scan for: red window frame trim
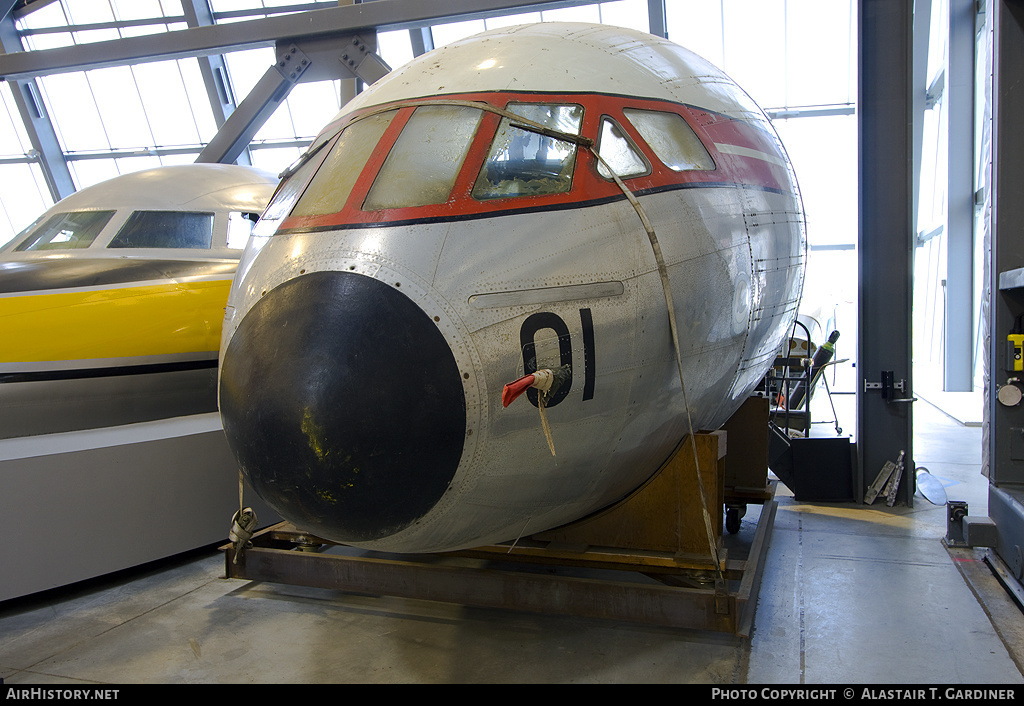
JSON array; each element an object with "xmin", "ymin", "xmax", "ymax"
[{"xmin": 275, "ymin": 91, "xmax": 792, "ymax": 234}]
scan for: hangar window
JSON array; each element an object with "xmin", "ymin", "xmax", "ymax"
[
  {"xmin": 290, "ymin": 110, "xmax": 398, "ymax": 218},
  {"xmin": 473, "ymin": 103, "xmax": 584, "ymax": 200},
  {"xmin": 364, "ymin": 105, "xmax": 483, "ymax": 210},
  {"xmin": 108, "ymin": 211, "xmax": 214, "ymax": 249},
  {"xmin": 623, "ymin": 108, "xmax": 715, "ymax": 171},
  {"xmin": 15, "ymin": 210, "xmax": 115, "ymax": 251},
  {"xmin": 595, "ymin": 117, "xmax": 650, "ymax": 180}
]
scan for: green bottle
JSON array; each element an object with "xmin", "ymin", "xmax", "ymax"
[{"xmin": 788, "ymin": 330, "xmax": 840, "ymax": 410}]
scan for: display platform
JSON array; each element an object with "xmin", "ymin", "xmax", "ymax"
[{"xmin": 0, "ymin": 412, "xmax": 276, "ymax": 602}]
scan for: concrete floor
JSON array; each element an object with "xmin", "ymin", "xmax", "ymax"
[{"xmin": 1, "ymin": 395, "xmax": 1023, "ymax": 684}]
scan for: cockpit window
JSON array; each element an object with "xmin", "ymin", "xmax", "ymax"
[
  {"xmin": 251, "ymin": 140, "xmax": 335, "ymax": 237},
  {"xmin": 227, "ymin": 211, "xmax": 261, "ymax": 249},
  {"xmin": 108, "ymin": 211, "xmax": 214, "ymax": 249},
  {"xmin": 14, "ymin": 210, "xmax": 115, "ymax": 251},
  {"xmin": 596, "ymin": 117, "xmax": 650, "ymax": 180},
  {"xmin": 622, "ymin": 108, "xmax": 715, "ymax": 171},
  {"xmin": 290, "ymin": 110, "xmax": 398, "ymax": 218},
  {"xmin": 364, "ymin": 105, "xmax": 483, "ymax": 211},
  {"xmin": 472, "ymin": 103, "xmax": 583, "ymax": 200}
]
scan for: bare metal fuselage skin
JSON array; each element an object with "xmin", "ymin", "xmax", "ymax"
[{"xmin": 218, "ymin": 23, "xmax": 806, "ymax": 553}]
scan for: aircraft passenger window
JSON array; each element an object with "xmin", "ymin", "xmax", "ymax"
[
  {"xmin": 108, "ymin": 211, "xmax": 214, "ymax": 249},
  {"xmin": 596, "ymin": 117, "xmax": 650, "ymax": 180},
  {"xmin": 227, "ymin": 211, "xmax": 260, "ymax": 249},
  {"xmin": 363, "ymin": 105, "xmax": 483, "ymax": 210},
  {"xmin": 473, "ymin": 103, "xmax": 584, "ymax": 200},
  {"xmin": 622, "ymin": 108, "xmax": 715, "ymax": 171},
  {"xmin": 14, "ymin": 210, "xmax": 115, "ymax": 251},
  {"xmin": 290, "ymin": 110, "xmax": 398, "ymax": 218}
]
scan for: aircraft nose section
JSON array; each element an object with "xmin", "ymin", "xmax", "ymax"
[{"xmin": 219, "ymin": 271, "xmax": 466, "ymax": 543}]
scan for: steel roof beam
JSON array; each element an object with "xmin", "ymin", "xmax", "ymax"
[
  {"xmin": 647, "ymin": 0, "xmax": 666, "ymax": 39},
  {"xmin": 180, "ymin": 0, "xmax": 251, "ymax": 166},
  {"xmin": 194, "ymin": 59, "xmax": 296, "ymax": 167},
  {"xmin": 0, "ymin": 14, "xmax": 74, "ymax": 201},
  {"xmin": 0, "ymin": 0, "xmax": 595, "ymax": 81},
  {"xmin": 10, "ymin": 1, "xmax": 60, "ymax": 22},
  {"xmin": 0, "ymin": 1, "xmax": 17, "ymax": 25},
  {"xmin": 943, "ymin": 0, "xmax": 978, "ymax": 391},
  {"xmin": 194, "ymin": 33, "xmax": 388, "ymax": 166}
]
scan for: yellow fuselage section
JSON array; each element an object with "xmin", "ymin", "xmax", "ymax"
[{"xmin": 1, "ymin": 277, "xmax": 232, "ymax": 366}]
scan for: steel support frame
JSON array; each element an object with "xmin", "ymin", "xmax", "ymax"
[
  {"xmin": 0, "ymin": 1, "xmax": 591, "ymax": 169},
  {"xmin": 194, "ymin": 34, "xmax": 389, "ymax": 166},
  {"xmin": 647, "ymin": 0, "xmax": 667, "ymax": 39},
  {"xmin": 193, "ymin": 53, "xmax": 299, "ymax": 166},
  {"xmin": 224, "ymin": 494, "xmax": 776, "ymax": 637},
  {"xmin": 1, "ymin": 0, "xmax": 676, "ymax": 179},
  {"xmin": 181, "ymin": 0, "xmax": 252, "ymax": 166},
  {"xmin": 0, "ymin": 1, "xmax": 16, "ymax": 24},
  {"xmin": 10, "ymin": 1, "xmax": 60, "ymax": 22},
  {"xmin": 0, "ymin": 14, "xmax": 74, "ymax": 202},
  {"xmin": 988, "ymin": 0, "xmax": 1024, "ymax": 584},
  {"xmin": 911, "ymin": 0, "xmax": 930, "ymax": 271},
  {"xmin": 408, "ymin": 26, "xmax": 434, "ymax": 57},
  {"xmin": 0, "ymin": 0, "xmax": 597, "ymax": 81},
  {"xmin": 857, "ymin": 0, "xmax": 915, "ymax": 505},
  {"xmin": 945, "ymin": 0, "xmax": 978, "ymax": 391}
]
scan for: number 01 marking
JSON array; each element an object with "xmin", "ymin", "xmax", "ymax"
[{"xmin": 519, "ymin": 308, "xmax": 595, "ymax": 408}]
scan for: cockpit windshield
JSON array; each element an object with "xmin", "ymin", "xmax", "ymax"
[
  {"xmin": 363, "ymin": 105, "xmax": 483, "ymax": 211},
  {"xmin": 622, "ymin": 108, "xmax": 715, "ymax": 172},
  {"xmin": 472, "ymin": 103, "xmax": 584, "ymax": 200},
  {"xmin": 252, "ymin": 110, "xmax": 397, "ymax": 236},
  {"xmin": 595, "ymin": 117, "xmax": 650, "ymax": 180},
  {"xmin": 14, "ymin": 210, "xmax": 115, "ymax": 251}
]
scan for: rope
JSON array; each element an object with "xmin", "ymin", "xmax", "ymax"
[{"xmin": 538, "ymin": 393, "xmax": 557, "ymax": 456}]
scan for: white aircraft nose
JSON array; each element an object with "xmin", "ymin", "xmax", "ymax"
[{"xmin": 219, "ymin": 270, "xmax": 467, "ymax": 542}]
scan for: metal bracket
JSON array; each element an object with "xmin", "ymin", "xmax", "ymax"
[
  {"xmin": 338, "ymin": 35, "xmax": 391, "ymax": 85},
  {"xmin": 944, "ymin": 501, "xmax": 969, "ymax": 547},
  {"xmin": 863, "ymin": 370, "xmax": 917, "ymax": 403},
  {"xmin": 714, "ymin": 578, "xmax": 730, "ymax": 615},
  {"xmin": 274, "ymin": 44, "xmax": 311, "ymax": 84},
  {"xmin": 269, "ymin": 33, "xmax": 391, "ymax": 86}
]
